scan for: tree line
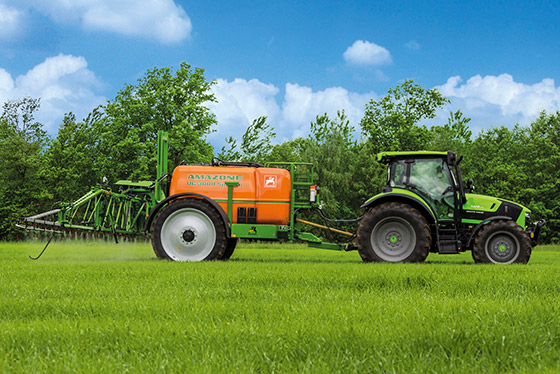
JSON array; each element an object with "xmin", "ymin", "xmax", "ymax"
[{"xmin": 0, "ymin": 64, "xmax": 558, "ymax": 242}]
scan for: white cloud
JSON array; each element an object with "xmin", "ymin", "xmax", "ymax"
[
  {"xmin": 208, "ymin": 78, "xmax": 375, "ymax": 147},
  {"xmin": 282, "ymin": 83, "xmax": 373, "ymax": 138},
  {"xmin": 25, "ymin": 0, "xmax": 192, "ymax": 44},
  {"xmin": 343, "ymin": 40, "xmax": 392, "ymax": 66},
  {"xmin": 405, "ymin": 40, "xmax": 421, "ymax": 51},
  {"xmin": 209, "ymin": 78, "xmax": 280, "ymax": 127},
  {"xmin": 0, "ymin": 68, "xmax": 14, "ymax": 92},
  {"xmin": 436, "ymin": 74, "xmax": 560, "ymax": 130},
  {"xmin": 0, "ymin": 54, "xmax": 106, "ymax": 132},
  {"xmin": 207, "ymin": 78, "xmax": 281, "ymax": 147},
  {"xmin": 0, "ymin": 3, "xmax": 25, "ymax": 40},
  {"xmin": 16, "ymin": 55, "xmax": 88, "ymax": 92}
]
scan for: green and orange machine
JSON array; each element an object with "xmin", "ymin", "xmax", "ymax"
[{"xmin": 20, "ymin": 131, "xmax": 544, "ymax": 263}]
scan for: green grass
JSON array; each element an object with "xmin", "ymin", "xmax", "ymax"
[{"xmin": 1, "ymin": 241, "xmax": 559, "ymax": 373}]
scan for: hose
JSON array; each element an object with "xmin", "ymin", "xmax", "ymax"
[
  {"xmin": 28, "ymin": 233, "xmax": 55, "ymax": 260},
  {"xmin": 310, "ymin": 207, "xmax": 363, "ymax": 244}
]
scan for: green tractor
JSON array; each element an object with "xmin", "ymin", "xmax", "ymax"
[{"xmin": 357, "ymin": 151, "xmax": 545, "ymax": 264}]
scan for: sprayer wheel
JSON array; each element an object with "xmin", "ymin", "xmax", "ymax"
[
  {"xmin": 151, "ymin": 199, "xmax": 227, "ymax": 261},
  {"xmin": 219, "ymin": 237, "xmax": 238, "ymax": 260}
]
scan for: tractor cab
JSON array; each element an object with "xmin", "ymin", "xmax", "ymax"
[{"xmin": 379, "ymin": 151, "xmax": 465, "ymax": 222}]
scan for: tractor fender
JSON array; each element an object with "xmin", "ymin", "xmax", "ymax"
[
  {"xmin": 145, "ymin": 192, "xmax": 231, "ymax": 237},
  {"xmin": 465, "ymin": 216, "xmax": 514, "ymax": 248},
  {"xmin": 361, "ymin": 192, "xmax": 436, "ymax": 224}
]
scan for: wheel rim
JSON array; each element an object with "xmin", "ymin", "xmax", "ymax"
[
  {"xmin": 370, "ymin": 217, "xmax": 416, "ymax": 262},
  {"xmin": 485, "ymin": 231, "xmax": 520, "ymax": 264},
  {"xmin": 160, "ymin": 208, "xmax": 216, "ymax": 261}
]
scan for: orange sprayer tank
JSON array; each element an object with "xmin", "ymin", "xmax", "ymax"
[{"xmin": 169, "ymin": 165, "xmax": 291, "ymax": 225}]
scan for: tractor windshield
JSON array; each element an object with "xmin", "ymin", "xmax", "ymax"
[{"xmin": 389, "ymin": 158, "xmax": 455, "ymax": 220}]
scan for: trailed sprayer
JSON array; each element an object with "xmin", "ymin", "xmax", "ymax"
[{"xmin": 20, "ymin": 131, "xmax": 544, "ymax": 264}]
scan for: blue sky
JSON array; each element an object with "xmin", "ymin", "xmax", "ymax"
[{"xmin": 1, "ymin": 0, "xmax": 559, "ymax": 149}]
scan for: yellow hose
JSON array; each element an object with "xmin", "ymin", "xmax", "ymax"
[{"xmin": 296, "ymin": 218, "xmax": 355, "ymax": 237}]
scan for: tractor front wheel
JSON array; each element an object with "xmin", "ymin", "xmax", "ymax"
[
  {"xmin": 472, "ymin": 220, "xmax": 531, "ymax": 264},
  {"xmin": 151, "ymin": 199, "xmax": 227, "ymax": 261},
  {"xmin": 357, "ymin": 202, "xmax": 431, "ymax": 263}
]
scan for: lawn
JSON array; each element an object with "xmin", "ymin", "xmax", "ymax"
[{"xmin": 0, "ymin": 240, "xmax": 559, "ymax": 373}]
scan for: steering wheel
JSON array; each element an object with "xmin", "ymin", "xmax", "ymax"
[
  {"xmin": 440, "ymin": 186, "xmax": 455, "ymax": 209},
  {"xmin": 441, "ymin": 185, "xmax": 453, "ymax": 196}
]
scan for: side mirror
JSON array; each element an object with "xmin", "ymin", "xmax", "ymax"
[{"xmin": 466, "ymin": 178, "xmax": 475, "ymax": 193}]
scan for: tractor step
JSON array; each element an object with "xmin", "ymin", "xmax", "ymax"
[
  {"xmin": 438, "ymin": 239, "xmax": 461, "ymax": 254},
  {"xmin": 437, "ymin": 224, "xmax": 461, "ymax": 254}
]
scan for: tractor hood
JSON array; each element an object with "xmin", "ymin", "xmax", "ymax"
[
  {"xmin": 462, "ymin": 193, "xmax": 530, "ymax": 227},
  {"xmin": 463, "ymin": 193, "xmax": 502, "ymax": 212}
]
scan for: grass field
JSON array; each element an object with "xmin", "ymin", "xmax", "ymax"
[{"xmin": 0, "ymin": 240, "xmax": 559, "ymax": 373}]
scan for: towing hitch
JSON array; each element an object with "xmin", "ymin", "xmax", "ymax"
[{"xmin": 527, "ymin": 219, "xmax": 546, "ymax": 246}]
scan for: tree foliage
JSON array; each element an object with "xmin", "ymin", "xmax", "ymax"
[
  {"xmin": 301, "ymin": 111, "xmax": 361, "ymax": 218},
  {"xmin": 95, "ymin": 62, "xmax": 217, "ymax": 182},
  {"xmin": 42, "ymin": 110, "xmax": 102, "ymax": 202},
  {"xmin": 524, "ymin": 111, "xmax": 560, "ymax": 242},
  {"xmin": 361, "ymin": 79, "xmax": 449, "ymax": 151},
  {"xmin": 0, "ymin": 98, "xmax": 50, "ymax": 240},
  {"xmin": 218, "ymin": 116, "xmax": 276, "ymax": 162}
]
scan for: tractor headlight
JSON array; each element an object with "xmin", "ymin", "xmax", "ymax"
[{"xmin": 525, "ymin": 212, "xmax": 531, "ymax": 222}]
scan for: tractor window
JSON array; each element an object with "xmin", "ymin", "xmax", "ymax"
[
  {"xmin": 409, "ymin": 159, "xmax": 452, "ymax": 197},
  {"xmin": 389, "ymin": 160, "xmax": 407, "ymax": 187},
  {"xmin": 409, "ymin": 159, "xmax": 455, "ymax": 219}
]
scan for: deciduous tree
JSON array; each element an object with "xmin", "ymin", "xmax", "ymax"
[
  {"xmin": 42, "ymin": 110, "xmax": 102, "ymax": 202},
  {"xmin": 96, "ymin": 62, "xmax": 217, "ymax": 182},
  {"xmin": 0, "ymin": 97, "xmax": 50, "ymax": 239},
  {"xmin": 361, "ymin": 80, "xmax": 449, "ymax": 151}
]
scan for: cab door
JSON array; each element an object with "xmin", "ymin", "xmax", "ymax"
[{"xmin": 407, "ymin": 158, "xmax": 456, "ymax": 221}]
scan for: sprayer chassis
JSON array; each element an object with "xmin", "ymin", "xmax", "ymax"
[{"xmin": 20, "ymin": 131, "xmax": 347, "ymax": 255}]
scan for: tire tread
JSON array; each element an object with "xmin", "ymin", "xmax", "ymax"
[
  {"xmin": 472, "ymin": 220, "xmax": 531, "ymax": 264},
  {"xmin": 357, "ymin": 202, "xmax": 431, "ymax": 263},
  {"xmin": 151, "ymin": 198, "xmax": 227, "ymax": 261}
]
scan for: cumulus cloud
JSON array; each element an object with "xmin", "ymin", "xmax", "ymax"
[
  {"xmin": 343, "ymin": 40, "xmax": 392, "ymax": 66},
  {"xmin": 208, "ymin": 78, "xmax": 375, "ymax": 147},
  {"xmin": 436, "ymin": 74, "xmax": 560, "ymax": 130},
  {"xmin": 282, "ymin": 83, "xmax": 373, "ymax": 138},
  {"xmin": 209, "ymin": 78, "xmax": 280, "ymax": 127},
  {"xmin": 0, "ymin": 54, "xmax": 106, "ymax": 132},
  {"xmin": 0, "ymin": 3, "xmax": 25, "ymax": 41},
  {"xmin": 405, "ymin": 40, "xmax": 421, "ymax": 51},
  {"xmin": 0, "ymin": 68, "xmax": 14, "ymax": 92},
  {"xmin": 25, "ymin": 0, "xmax": 192, "ymax": 44}
]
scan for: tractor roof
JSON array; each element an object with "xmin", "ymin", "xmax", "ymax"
[{"xmin": 376, "ymin": 151, "xmax": 452, "ymax": 164}]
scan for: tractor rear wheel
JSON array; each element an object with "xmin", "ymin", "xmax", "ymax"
[
  {"xmin": 151, "ymin": 199, "xmax": 227, "ymax": 261},
  {"xmin": 357, "ymin": 202, "xmax": 431, "ymax": 263},
  {"xmin": 472, "ymin": 220, "xmax": 531, "ymax": 264}
]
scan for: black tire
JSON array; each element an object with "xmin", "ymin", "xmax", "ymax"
[
  {"xmin": 151, "ymin": 199, "xmax": 227, "ymax": 261},
  {"xmin": 220, "ymin": 238, "xmax": 238, "ymax": 260},
  {"xmin": 357, "ymin": 202, "xmax": 431, "ymax": 263},
  {"xmin": 472, "ymin": 220, "xmax": 531, "ymax": 264}
]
